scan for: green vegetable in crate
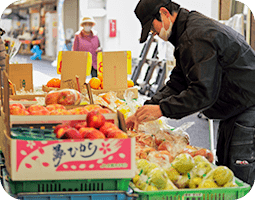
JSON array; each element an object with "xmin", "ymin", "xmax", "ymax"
[
  {"xmin": 171, "ymin": 153, "xmax": 195, "ymax": 174},
  {"xmin": 148, "ymin": 167, "xmax": 169, "ymax": 189},
  {"xmin": 198, "ymin": 179, "xmax": 218, "ymax": 188},
  {"xmin": 162, "ymin": 179, "xmax": 178, "ymax": 190},
  {"xmin": 136, "ymin": 179, "xmax": 148, "ymax": 190},
  {"xmin": 190, "ymin": 161, "xmax": 213, "ymax": 178},
  {"xmin": 193, "ymin": 155, "xmax": 210, "ymax": 165},
  {"xmin": 189, "ymin": 177, "xmax": 203, "ymax": 188},
  {"xmin": 213, "ymin": 166, "xmax": 234, "ymax": 186},
  {"xmin": 224, "ymin": 181, "xmax": 238, "ymax": 187},
  {"xmin": 163, "ymin": 166, "xmax": 180, "ymax": 183},
  {"xmin": 132, "ymin": 174, "xmax": 140, "ymax": 184},
  {"xmin": 136, "ymin": 159, "xmax": 150, "ymax": 171},
  {"xmin": 174, "ymin": 174, "xmax": 190, "ymax": 189},
  {"xmin": 145, "ymin": 184, "xmax": 158, "ymax": 191},
  {"xmin": 144, "ymin": 162, "xmax": 160, "ymax": 175}
]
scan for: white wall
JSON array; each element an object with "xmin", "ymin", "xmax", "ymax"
[{"xmin": 177, "ymin": 0, "xmax": 219, "ymax": 20}]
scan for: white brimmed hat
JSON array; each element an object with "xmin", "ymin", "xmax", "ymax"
[{"xmin": 80, "ymin": 16, "xmax": 96, "ymax": 26}]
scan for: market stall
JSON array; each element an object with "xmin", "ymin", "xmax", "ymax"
[{"xmin": 0, "ymin": 48, "xmax": 252, "ymax": 200}]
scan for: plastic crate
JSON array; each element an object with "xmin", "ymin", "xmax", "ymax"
[
  {"xmin": 2, "ymin": 168, "xmax": 131, "ymax": 195},
  {"xmin": 1, "ymin": 169, "xmax": 138, "ymax": 200},
  {"xmin": 129, "ymin": 178, "xmax": 251, "ymax": 200},
  {"xmin": 15, "ymin": 191, "xmax": 138, "ymax": 200},
  {"xmin": 11, "ymin": 127, "xmax": 56, "ymax": 141}
]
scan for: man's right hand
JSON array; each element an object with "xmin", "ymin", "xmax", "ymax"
[{"xmin": 126, "ymin": 114, "xmax": 139, "ymax": 131}]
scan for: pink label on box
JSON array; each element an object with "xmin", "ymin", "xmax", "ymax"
[{"xmin": 16, "ymin": 139, "xmax": 131, "ymax": 172}]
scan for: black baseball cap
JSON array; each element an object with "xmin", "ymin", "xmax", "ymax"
[{"xmin": 134, "ymin": 0, "xmax": 172, "ymax": 43}]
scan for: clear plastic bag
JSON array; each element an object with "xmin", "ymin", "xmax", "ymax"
[
  {"xmin": 198, "ymin": 166, "xmax": 236, "ymax": 188},
  {"xmin": 45, "ymin": 89, "xmax": 81, "ymax": 106}
]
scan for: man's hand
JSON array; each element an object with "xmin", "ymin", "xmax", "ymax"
[
  {"xmin": 135, "ymin": 105, "xmax": 163, "ymax": 124},
  {"xmin": 126, "ymin": 114, "xmax": 138, "ymax": 131},
  {"xmin": 126, "ymin": 105, "xmax": 163, "ymax": 131}
]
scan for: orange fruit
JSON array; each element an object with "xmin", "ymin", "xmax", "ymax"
[
  {"xmin": 98, "ymin": 74, "xmax": 103, "ymax": 82},
  {"xmin": 47, "ymin": 78, "xmax": 61, "ymax": 88},
  {"xmin": 89, "ymin": 77, "xmax": 101, "ymax": 89},
  {"xmin": 127, "ymin": 79, "xmax": 134, "ymax": 88}
]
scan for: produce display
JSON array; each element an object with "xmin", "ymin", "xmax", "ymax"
[
  {"xmin": 53, "ymin": 110, "xmax": 128, "ymax": 140},
  {"xmin": 89, "ymin": 77, "xmax": 134, "ymax": 90},
  {"xmin": 9, "ymin": 103, "xmax": 113, "ymax": 115},
  {"xmin": 127, "ymin": 122, "xmax": 239, "ymax": 192}
]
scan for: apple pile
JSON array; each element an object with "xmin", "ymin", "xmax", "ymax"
[
  {"xmin": 54, "ymin": 110, "xmax": 128, "ymax": 140},
  {"xmin": 9, "ymin": 103, "xmax": 113, "ymax": 116}
]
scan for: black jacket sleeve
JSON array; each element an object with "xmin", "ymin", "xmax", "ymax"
[
  {"xmin": 146, "ymin": 38, "xmax": 222, "ymax": 119},
  {"xmin": 144, "ymin": 61, "xmax": 187, "ymax": 105}
]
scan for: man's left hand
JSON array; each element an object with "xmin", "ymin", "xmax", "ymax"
[{"xmin": 135, "ymin": 105, "xmax": 163, "ymax": 125}]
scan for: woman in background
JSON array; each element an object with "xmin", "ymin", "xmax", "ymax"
[{"xmin": 72, "ymin": 16, "xmax": 101, "ymax": 77}]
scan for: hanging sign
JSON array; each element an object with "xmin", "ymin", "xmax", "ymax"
[{"xmin": 109, "ymin": 19, "xmax": 117, "ymax": 37}]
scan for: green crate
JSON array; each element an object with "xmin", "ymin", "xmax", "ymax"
[
  {"xmin": 130, "ymin": 178, "xmax": 251, "ymax": 200},
  {"xmin": 9, "ymin": 178, "xmax": 131, "ymax": 195},
  {"xmin": 11, "ymin": 127, "xmax": 56, "ymax": 141}
]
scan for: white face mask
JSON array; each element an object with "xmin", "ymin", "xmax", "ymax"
[
  {"xmin": 83, "ymin": 26, "xmax": 92, "ymax": 32},
  {"xmin": 158, "ymin": 13, "xmax": 172, "ymax": 41}
]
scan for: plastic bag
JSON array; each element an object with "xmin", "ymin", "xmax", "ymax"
[
  {"xmin": 198, "ymin": 166, "xmax": 236, "ymax": 188},
  {"xmin": 45, "ymin": 89, "xmax": 81, "ymax": 106},
  {"xmin": 146, "ymin": 150, "xmax": 174, "ymax": 167}
]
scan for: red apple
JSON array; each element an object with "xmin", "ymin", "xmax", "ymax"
[
  {"xmin": 84, "ymin": 104, "xmax": 103, "ymax": 112},
  {"xmin": 46, "ymin": 104, "xmax": 66, "ymax": 111},
  {"xmin": 107, "ymin": 129, "xmax": 128, "ymax": 139},
  {"xmin": 81, "ymin": 128, "xmax": 106, "ymax": 139},
  {"xmin": 10, "ymin": 107, "xmax": 29, "ymax": 115},
  {"xmin": 57, "ymin": 91, "xmax": 76, "ymax": 106},
  {"xmin": 86, "ymin": 110, "xmax": 105, "ymax": 128},
  {"xmin": 27, "ymin": 105, "xmax": 47, "ymax": 114},
  {"xmin": 99, "ymin": 122, "xmax": 119, "ymax": 136},
  {"xmin": 73, "ymin": 121, "xmax": 87, "ymax": 130},
  {"xmin": 10, "ymin": 103, "xmax": 25, "ymax": 110},
  {"xmin": 54, "ymin": 124, "xmax": 72, "ymax": 135},
  {"xmin": 62, "ymin": 128, "xmax": 83, "ymax": 139},
  {"xmin": 98, "ymin": 108, "xmax": 112, "ymax": 114},
  {"xmin": 49, "ymin": 109, "xmax": 68, "ymax": 115},
  {"xmin": 45, "ymin": 91, "xmax": 60, "ymax": 105},
  {"xmin": 79, "ymin": 127, "xmax": 97, "ymax": 137},
  {"xmin": 68, "ymin": 107, "xmax": 89, "ymax": 115},
  {"xmin": 30, "ymin": 109, "xmax": 50, "ymax": 115}
]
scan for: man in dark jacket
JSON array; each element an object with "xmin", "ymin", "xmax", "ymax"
[{"xmin": 126, "ymin": 0, "xmax": 255, "ymax": 186}]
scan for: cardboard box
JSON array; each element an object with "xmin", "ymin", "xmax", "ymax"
[
  {"xmin": 10, "ymin": 112, "xmax": 119, "ymax": 127},
  {"xmin": 0, "ymin": 71, "xmax": 135, "ymax": 181},
  {"xmin": 0, "ymin": 117, "xmax": 135, "ymax": 181},
  {"xmin": 60, "ymin": 51, "xmax": 91, "ymax": 90},
  {"xmin": 93, "ymin": 51, "xmax": 138, "ymax": 99},
  {"xmin": 8, "ymin": 64, "xmax": 33, "ymax": 92}
]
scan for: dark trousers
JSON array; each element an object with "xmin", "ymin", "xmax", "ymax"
[
  {"xmin": 91, "ymin": 67, "xmax": 97, "ymax": 77},
  {"xmin": 217, "ymin": 105, "xmax": 255, "ymax": 186}
]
